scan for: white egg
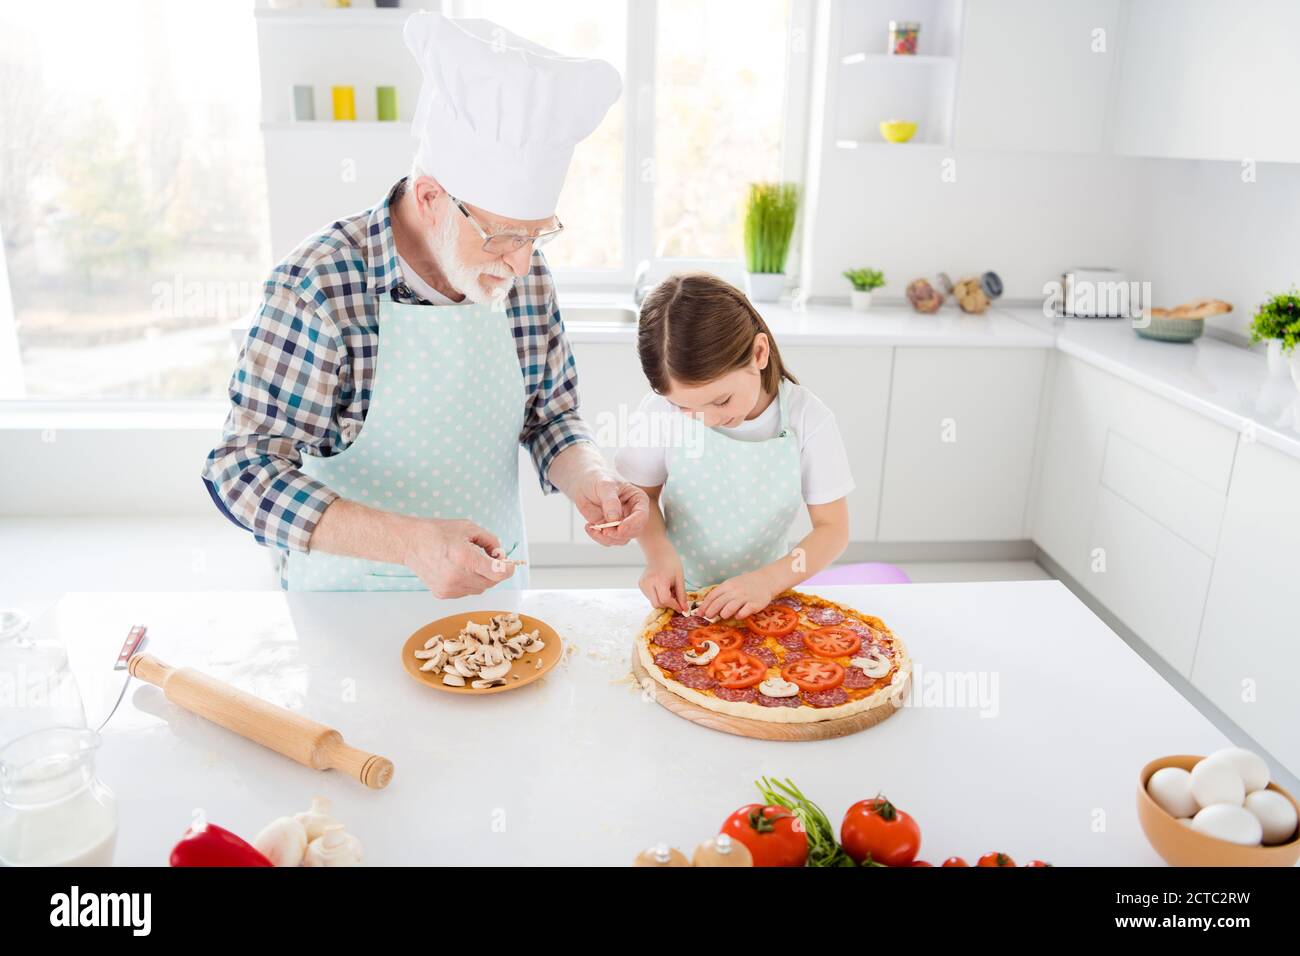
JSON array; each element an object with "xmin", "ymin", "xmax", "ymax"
[
  {"xmin": 1190, "ymin": 754, "xmax": 1245, "ymax": 808},
  {"xmin": 1191, "ymin": 804, "xmax": 1263, "ymax": 846},
  {"xmin": 1147, "ymin": 767, "xmax": 1199, "ymax": 818},
  {"xmin": 1244, "ymin": 790, "xmax": 1298, "ymax": 845},
  {"xmin": 1177, "ymin": 818, "xmax": 1195, "ymax": 828},
  {"xmin": 1207, "ymin": 747, "xmax": 1270, "ymax": 793}
]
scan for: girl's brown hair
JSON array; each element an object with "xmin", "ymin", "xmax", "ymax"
[{"xmin": 636, "ymin": 272, "xmax": 797, "ymax": 397}]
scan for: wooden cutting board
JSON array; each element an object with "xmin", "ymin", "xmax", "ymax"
[{"xmin": 631, "ymin": 655, "xmax": 906, "ymax": 741}]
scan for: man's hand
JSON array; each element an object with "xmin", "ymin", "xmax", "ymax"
[
  {"xmin": 574, "ymin": 471, "xmax": 649, "ymax": 546},
  {"xmin": 401, "ymin": 518, "xmax": 516, "ymax": 598}
]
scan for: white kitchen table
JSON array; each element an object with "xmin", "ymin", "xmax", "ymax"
[{"xmin": 29, "ymin": 582, "xmax": 1229, "ymax": 866}]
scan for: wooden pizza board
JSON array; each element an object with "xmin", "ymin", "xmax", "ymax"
[{"xmin": 631, "ymin": 654, "xmax": 906, "ymax": 741}]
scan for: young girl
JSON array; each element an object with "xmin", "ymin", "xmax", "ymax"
[{"xmin": 615, "ymin": 273, "xmax": 854, "ymax": 621}]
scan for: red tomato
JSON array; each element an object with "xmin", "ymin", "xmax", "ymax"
[
  {"xmin": 780, "ymin": 658, "xmax": 845, "ymax": 692},
  {"xmin": 720, "ymin": 804, "xmax": 807, "ymax": 867},
  {"xmin": 977, "ymin": 852, "xmax": 1016, "ymax": 867},
  {"xmin": 941, "ymin": 856, "xmax": 969, "ymax": 867},
  {"xmin": 691, "ymin": 625, "xmax": 743, "ymax": 652},
  {"xmin": 840, "ymin": 796, "xmax": 921, "ymax": 867},
  {"xmin": 745, "ymin": 605, "xmax": 799, "ymax": 638},
  {"xmin": 804, "ymin": 626, "xmax": 863, "ymax": 659},
  {"xmin": 909, "ymin": 860, "xmax": 933, "ymax": 867},
  {"xmin": 1024, "ymin": 860, "xmax": 1052, "ymax": 867},
  {"xmin": 707, "ymin": 650, "xmax": 767, "ymax": 689}
]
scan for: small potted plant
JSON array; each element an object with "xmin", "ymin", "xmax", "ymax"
[
  {"xmin": 1248, "ymin": 289, "xmax": 1300, "ymax": 384},
  {"xmin": 743, "ymin": 182, "xmax": 799, "ymax": 303},
  {"xmin": 843, "ymin": 268, "xmax": 886, "ymax": 311}
]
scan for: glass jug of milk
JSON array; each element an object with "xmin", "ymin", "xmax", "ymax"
[
  {"xmin": 0, "ymin": 727, "xmax": 118, "ymax": 866},
  {"xmin": 0, "ymin": 609, "xmax": 88, "ymax": 748}
]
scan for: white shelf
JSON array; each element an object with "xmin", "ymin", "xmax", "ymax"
[
  {"xmin": 254, "ymin": 7, "xmax": 413, "ymax": 28},
  {"xmin": 841, "ymin": 53, "xmax": 955, "ymax": 66},
  {"xmin": 261, "ymin": 121, "xmax": 408, "ymax": 132},
  {"xmin": 835, "ymin": 139, "xmax": 950, "ymax": 150}
]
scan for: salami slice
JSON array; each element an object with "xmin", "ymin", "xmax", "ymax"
[
  {"xmin": 652, "ymin": 628, "xmax": 691, "ymax": 649},
  {"xmin": 776, "ymin": 631, "xmax": 807, "ymax": 650},
  {"xmin": 747, "ymin": 645, "xmax": 779, "ymax": 667},
  {"xmin": 842, "ymin": 667, "xmax": 878, "ymax": 689},
  {"xmin": 803, "ymin": 687, "xmax": 849, "ymax": 708},
  {"xmin": 804, "ymin": 606, "xmax": 844, "ymax": 626},
  {"xmin": 770, "ymin": 595, "xmax": 804, "ymax": 610},
  {"xmin": 653, "ymin": 650, "xmax": 689, "ymax": 672},
  {"xmin": 673, "ymin": 667, "xmax": 718, "ymax": 691},
  {"xmin": 843, "ymin": 622, "xmax": 877, "ymax": 639},
  {"xmin": 714, "ymin": 687, "xmax": 757, "ymax": 703},
  {"xmin": 756, "ymin": 693, "xmax": 802, "ymax": 708},
  {"xmin": 668, "ymin": 613, "xmax": 709, "ymax": 630},
  {"xmin": 782, "ymin": 648, "xmax": 811, "ymax": 664}
]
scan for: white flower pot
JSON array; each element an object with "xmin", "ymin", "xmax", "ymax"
[
  {"xmin": 850, "ymin": 290, "xmax": 874, "ymax": 312},
  {"xmin": 1290, "ymin": 349, "xmax": 1300, "ymax": 395},
  {"xmin": 1266, "ymin": 338, "xmax": 1289, "ymax": 377},
  {"xmin": 745, "ymin": 272, "xmax": 786, "ymax": 303}
]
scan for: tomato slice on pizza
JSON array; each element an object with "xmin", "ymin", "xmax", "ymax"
[
  {"xmin": 781, "ymin": 658, "xmax": 845, "ymax": 692},
  {"xmin": 803, "ymin": 626, "xmax": 862, "ymax": 659},
  {"xmin": 745, "ymin": 605, "xmax": 799, "ymax": 639},
  {"xmin": 690, "ymin": 625, "xmax": 745, "ymax": 652},
  {"xmin": 707, "ymin": 650, "xmax": 768, "ymax": 689}
]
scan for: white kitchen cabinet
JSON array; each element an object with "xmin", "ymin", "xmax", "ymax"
[
  {"xmin": 879, "ymin": 347, "xmax": 1046, "ymax": 541},
  {"xmin": 1086, "ymin": 487, "xmax": 1215, "ymax": 677},
  {"xmin": 568, "ymin": 342, "xmax": 655, "ymax": 545},
  {"xmin": 784, "ymin": 345, "xmax": 892, "ymax": 543},
  {"xmin": 1110, "ymin": 0, "xmax": 1300, "ymax": 163},
  {"xmin": 956, "ymin": 0, "xmax": 1120, "ymax": 154},
  {"xmin": 1193, "ymin": 441, "xmax": 1300, "ymax": 775},
  {"xmin": 518, "ymin": 448, "xmax": 570, "ymax": 545}
]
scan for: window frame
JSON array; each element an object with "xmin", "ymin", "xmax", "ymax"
[{"xmin": 0, "ymin": 0, "xmax": 813, "ymax": 409}]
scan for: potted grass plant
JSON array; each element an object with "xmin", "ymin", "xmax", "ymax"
[
  {"xmin": 743, "ymin": 182, "xmax": 799, "ymax": 303},
  {"xmin": 1248, "ymin": 289, "xmax": 1300, "ymax": 385},
  {"xmin": 843, "ymin": 268, "xmax": 886, "ymax": 311}
]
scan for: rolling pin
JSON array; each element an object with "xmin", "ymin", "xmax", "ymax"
[{"xmin": 129, "ymin": 653, "xmax": 393, "ymax": 790}]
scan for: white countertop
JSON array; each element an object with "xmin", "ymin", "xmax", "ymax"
[
  {"xmin": 1000, "ymin": 306, "xmax": 1300, "ymax": 460},
  {"xmin": 35, "ymin": 582, "xmax": 1229, "ymax": 866}
]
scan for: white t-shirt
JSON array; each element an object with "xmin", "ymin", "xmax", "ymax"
[
  {"xmin": 614, "ymin": 382, "xmax": 855, "ymax": 506},
  {"xmin": 396, "ymin": 253, "xmax": 458, "ymax": 305}
]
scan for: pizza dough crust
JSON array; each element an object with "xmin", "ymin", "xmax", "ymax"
[{"xmin": 635, "ymin": 588, "xmax": 912, "ymax": 724}]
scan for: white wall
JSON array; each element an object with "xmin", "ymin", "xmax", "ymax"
[
  {"xmin": 1134, "ymin": 159, "xmax": 1300, "ymax": 341},
  {"xmin": 803, "ymin": 145, "xmax": 1147, "ymax": 304}
]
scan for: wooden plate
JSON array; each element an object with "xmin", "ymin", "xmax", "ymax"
[
  {"xmin": 631, "ymin": 655, "xmax": 907, "ymax": 741},
  {"xmin": 401, "ymin": 611, "xmax": 563, "ymax": 695}
]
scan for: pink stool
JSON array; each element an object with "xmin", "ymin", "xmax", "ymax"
[{"xmin": 804, "ymin": 562, "xmax": 911, "ymax": 586}]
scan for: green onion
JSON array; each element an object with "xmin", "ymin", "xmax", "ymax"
[{"xmin": 755, "ymin": 776, "xmax": 858, "ymax": 868}]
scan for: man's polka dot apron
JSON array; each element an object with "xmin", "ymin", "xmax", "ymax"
[
  {"xmin": 285, "ymin": 298, "xmax": 529, "ymax": 591},
  {"xmin": 662, "ymin": 382, "xmax": 803, "ymax": 591}
]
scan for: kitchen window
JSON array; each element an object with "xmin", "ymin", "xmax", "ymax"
[{"xmin": 0, "ymin": 0, "xmax": 806, "ymax": 404}]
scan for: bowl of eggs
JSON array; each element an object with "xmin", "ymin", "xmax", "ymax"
[{"xmin": 1138, "ymin": 748, "xmax": 1299, "ymax": 866}]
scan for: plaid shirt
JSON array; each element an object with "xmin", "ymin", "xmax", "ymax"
[{"xmin": 202, "ymin": 178, "xmax": 592, "ymax": 553}]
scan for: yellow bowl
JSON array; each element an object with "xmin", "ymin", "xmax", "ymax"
[
  {"xmin": 1137, "ymin": 755, "xmax": 1300, "ymax": 866},
  {"xmin": 879, "ymin": 120, "xmax": 917, "ymax": 143}
]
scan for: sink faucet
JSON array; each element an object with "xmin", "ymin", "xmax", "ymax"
[{"xmin": 633, "ymin": 260, "xmax": 652, "ymax": 307}]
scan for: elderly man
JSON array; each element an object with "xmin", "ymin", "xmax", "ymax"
[{"xmin": 203, "ymin": 12, "xmax": 647, "ymax": 594}]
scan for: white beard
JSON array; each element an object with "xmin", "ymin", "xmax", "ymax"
[{"xmin": 429, "ymin": 211, "xmax": 516, "ymax": 307}]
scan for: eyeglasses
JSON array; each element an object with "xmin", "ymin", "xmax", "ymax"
[{"xmin": 448, "ymin": 193, "xmax": 564, "ymax": 255}]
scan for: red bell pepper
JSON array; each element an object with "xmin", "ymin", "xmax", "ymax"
[{"xmin": 169, "ymin": 822, "xmax": 273, "ymax": 867}]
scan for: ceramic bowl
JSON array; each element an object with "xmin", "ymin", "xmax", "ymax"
[
  {"xmin": 1137, "ymin": 754, "xmax": 1300, "ymax": 866},
  {"xmin": 879, "ymin": 120, "xmax": 917, "ymax": 143}
]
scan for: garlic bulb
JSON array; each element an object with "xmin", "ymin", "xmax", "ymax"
[
  {"xmin": 294, "ymin": 796, "xmax": 339, "ymax": 843},
  {"xmin": 303, "ymin": 824, "xmax": 363, "ymax": 867},
  {"xmin": 252, "ymin": 816, "xmax": 309, "ymax": 867}
]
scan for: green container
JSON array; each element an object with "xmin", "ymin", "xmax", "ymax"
[
  {"xmin": 376, "ymin": 86, "xmax": 398, "ymax": 122},
  {"xmin": 1135, "ymin": 315, "xmax": 1204, "ymax": 343}
]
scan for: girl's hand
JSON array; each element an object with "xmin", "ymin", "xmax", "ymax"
[
  {"xmin": 640, "ymin": 555, "xmax": 688, "ymax": 612},
  {"xmin": 698, "ymin": 572, "xmax": 775, "ymax": 621}
]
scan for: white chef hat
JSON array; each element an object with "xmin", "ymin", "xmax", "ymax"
[{"xmin": 403, "ymin": 11, "xmax": 622, "ymax": 221}]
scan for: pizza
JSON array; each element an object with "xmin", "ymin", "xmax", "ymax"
[{"xmin": 636, "ymin": 588, "xmax": 911, "ymax": 724}]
